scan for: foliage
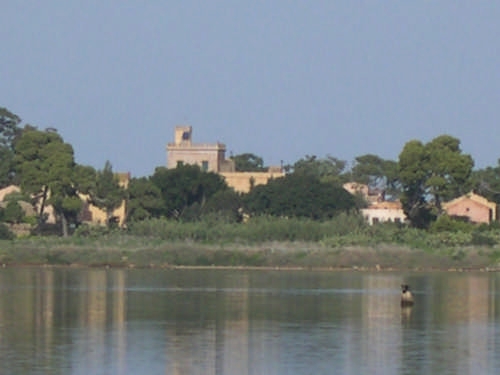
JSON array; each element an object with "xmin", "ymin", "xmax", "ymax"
[
  {"xmin": 398, "ymin": 135, "xmax": 473, "ymax": 228},
  {"xmin": 230, "ymin": 153, "xmax": 267, "ymax": 172},
  {"xmin": 0, "ymin": 107, "xmax": 22, "ymax": 188},
  {"xmin": 289, "ymin": 155, "xmax": 348, "ymax": 184},
  {"xmin": 201, "ymin": 189, "xmax": 243, "ymax": 223},
  {"xmin": 243, "ymin": 174, "xmax": 356, "ymax": 219},
  {"xmin": 14, "ymin": 127, "xmax": 83, "ymax": 235},
  {"xmin": 150, "ymin": 164, "xmax": 228, "ymax": 219},
  {"xmin": 351, "ymin": 154, "xmax": 400, "ymax": 198},
  {"xmin": 0, "ymin": 222, "xmax": 14, "ymax": 240},
  {"xmin": 88, "ymin": 161, "xmax": 125, "ymax": 227},
  {"xmin": 429, "ymin": 215, "xmax": 475, "ymax": 233},
  {"xmin": 126, "ymin": 177, "xmax": 164, "ymax": 222},
  {"xmin": 127, "ymin": 215, "xmax": 364, "ymax": 243},
  {"xmin": 470, "ymin": 159, "xmax": 500, "ymax": 204},
  {"xmin": 73, "ymin": 223, "xmax": 115, "ymax": 238},
  {"xmin": 3, "ymin": 191, "xmax": 30, "ymax": 202},
  {"xmin": 3, "ymin": 200, "xmax": 24, "ymax": 224}
]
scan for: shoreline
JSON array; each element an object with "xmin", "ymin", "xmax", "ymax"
[
  {"xmin": 1, "ymin": 240, "xmax": 499, "ymax": 271},
  {"xmin": 1, "ymin": 263, "xmax": 498, "ymax": 272}
]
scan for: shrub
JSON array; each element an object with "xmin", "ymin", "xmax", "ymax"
[
  {"xmin": 0, "ymin": 223, "xmax": 14, "ymax": 240},
  {"xmin": 3, "ymin": 201, "xmax": 24, "ymax": 224},
  {"xmin": 429, "ymin": 215, "xmax": 474, "ymax": 233}
]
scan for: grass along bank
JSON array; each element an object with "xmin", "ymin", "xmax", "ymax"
[
  {"xmin": 0, "ymin": 235, "xmax": 499, "ymax": 271},
  {"xmin": 1, "ymin": 215, "xmax": 500, "ymax": 270}
]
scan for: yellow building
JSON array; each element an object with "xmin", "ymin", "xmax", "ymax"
[
  {"xmin": 0, "ymin": 172, "xmax": 130, "ymax": 229},
  {"xmin": 166, "ymin": 126, "xmax": 284, "ymax": 193},
  {"xmin": 79, "ymin": 172, "xmax": 130, "ymax": 227}
]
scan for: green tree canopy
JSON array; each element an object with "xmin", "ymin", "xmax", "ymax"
[
  {"xmin": 398, "ymin": 135, "xmax": 474, "ymax": 228},
  {"xmin": 126, "ymin": 177, "xmax": 164, "ymax": 222},
  {"xmin": 351, "ymin": 154, "xmax": 400, "ymax": 198},
  {"xmin": 3, "ymin": 200, "xmax": 24, "ymax": 224},
  {"xmin": 289, "ymin": 155, "xmax": 348, "ymax": 185},
  {"xmin": 230, "ymin": 153, "xmax": 267, "ymax": 172},
  {"xmin": 150, "ymin": 164, "xmax": 228, "ymax": 219},
  {"xmin": 469, "ymin": 159, "xmax": 500, "ymax": 204},
  {"xmin": 202, "ymin": 189, "xmax": 243, "ymax": 223},
  {"xmin": 14, "ymin": 127, "xmax": 88, "ymax": 235},
  {"xmin": 88, "ymin": 161, "xmax": 125, "ymax": 227},
  {"xmin": 243, "ymin": 174, "xmax": 356, "ymax": 220},
  {"xmin": 0, "ymin": 107, "xmax": 22, "ymax": 188}
]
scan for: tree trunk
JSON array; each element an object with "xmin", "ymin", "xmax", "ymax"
[
  {"xmin": 61, "ymin": 214, "xmax": 68, "ymax": 237},
  {"xmin": 35, "ymin": 186, "xmax": 49, "ymax": 235}
]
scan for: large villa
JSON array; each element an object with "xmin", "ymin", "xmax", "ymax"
[{"xmin": 166, "ymin": 125, "xmax": 284, "ymax": 193}]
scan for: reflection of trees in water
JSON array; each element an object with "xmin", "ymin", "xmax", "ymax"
[{"xmin": 1, "ymin": 269, "xmax": 500, "ymax": 374}]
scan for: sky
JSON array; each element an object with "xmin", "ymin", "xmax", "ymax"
[{"xmin": 1, "ymin": 2, "xmax": 499, "ymax": 177}]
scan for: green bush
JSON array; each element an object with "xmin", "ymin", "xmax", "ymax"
[
  {"xmin": 0, "ymin": 223, "xmax": 14, "ymax": 240},
  {"xmin": 74, "ymin": 224, "xmax": 113, "ymax": 238},
  {"xmin": 471, "ymin": 231, "xmax": 498, "ymax": 247},
  {"xmin": 3, "ymin": 201, "xmax": 24, "ymax": 224},
  {"xmin": 429, "ymin": 215, "xmax": 474, "ymax": 233}
]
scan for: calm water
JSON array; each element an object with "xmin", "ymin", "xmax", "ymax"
[{"xmin": 0, "ymin": 268, "xmax": 500, "ymax": 375}]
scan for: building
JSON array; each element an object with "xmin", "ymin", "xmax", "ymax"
[
  {"xmin": 166, "ymin": 126, "xmax": 284, "ymax": 193},
  {"xmin": 442, "ymin": 192, "xmax": 497, "ymax": 224},
  {"xmin": 343, "ymin": 182, "xmax": 407, "ymax": 225},
  {"xmin": 79, "ymin": 172, "xmax": 130, "ymax": 227},
  {"xmin": 361, "ymin": 201, "xmax": 407, "ymax": 225},
  {"xmin": 0, "ymin": 173, "xmax": 130, "ymax": 229},
  {"xmin": 343, "ymin": 182, "xmax": 385, "ymax": 204},
  {"xmin": 167, "ymin": 126, "xmax": 234, "ymax": 173}
]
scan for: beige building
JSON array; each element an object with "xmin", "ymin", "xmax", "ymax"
[
  {"xmin": 79, "ymin": 172, "xmax": 130, "ymax": 227},
  {"xmin": 167, "ymin": 126, "xmax": 234, "ymax": 173},
  {"xmin": 361, "ymin": 201, "xmax": 407, "ymax": 225},
  {"xmin": 166, "ymin": 126, "xmax": 284, "ymax": 193},
  {"xmin": 0, "ymin": 173, "xmax": 130, "ymax": 229},
  {"xmin": 343, "ymin": 182, "xmax": 407, "ymax": 225}
]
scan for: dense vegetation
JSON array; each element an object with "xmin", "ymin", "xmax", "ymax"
[{"xmin": 2, "ymin": 105, "xmax": 500, "ymax": 268}]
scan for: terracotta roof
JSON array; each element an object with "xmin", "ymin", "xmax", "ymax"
[
  {"xmin": 368, "ymin": 201, "xmax": 402, "ymax": 210},
  {"xmin": 443, "ymin": 192, "xmax": 496, "ymax": 210}
]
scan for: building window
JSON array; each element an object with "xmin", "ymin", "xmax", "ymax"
[
  {"xmin": 201, "ymin": 161, "xmax": 209, "ymax": 172},
  {"xmin": 176, "ymin": 161, "xmax": 184, "ymax": 168}
]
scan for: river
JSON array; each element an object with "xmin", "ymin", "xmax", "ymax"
[{"xmin": 0, "ymin": 267, "xmax": 499, "ymax": 374}]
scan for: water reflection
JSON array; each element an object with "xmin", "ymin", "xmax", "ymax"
[{"xmin": 0, "ymin": 268, "xmax": 499, "ymax": 374}]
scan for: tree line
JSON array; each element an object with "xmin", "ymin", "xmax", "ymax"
[{"xmin": 1, "ymin": 106, "xmax": 500, "ymax": 238}]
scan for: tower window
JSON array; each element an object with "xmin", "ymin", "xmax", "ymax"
[{"xmin": 201, "ymin": 161, "xmax": 209, "ymax": 172}]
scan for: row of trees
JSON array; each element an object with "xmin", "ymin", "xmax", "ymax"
[
  {"xmin": 2, "ymin": 106, "xmax": 500, "ymax": 236},
  {"xmin": 1, "ymin": 108, "xmax": 125, "ymax": 236}
]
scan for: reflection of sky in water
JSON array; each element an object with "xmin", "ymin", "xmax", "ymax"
[{"xmin": 0, "ymin": 269, "xmax": 499, "ymax": 374}]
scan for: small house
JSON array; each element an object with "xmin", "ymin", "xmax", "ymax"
[{"xmin": 442, "ymin": 192, "xmax": 497, "ymax": 224}]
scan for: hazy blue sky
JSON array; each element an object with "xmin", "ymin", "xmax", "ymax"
[{"xmin": 2, "ymin": 2, "xmax": 499, "ymax": 177}]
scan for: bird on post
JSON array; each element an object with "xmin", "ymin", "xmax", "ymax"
[{"xmin": 401, "ymin": 284, "xmax": 414, "ymax": 307}]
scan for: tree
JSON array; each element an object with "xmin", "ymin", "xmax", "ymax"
[
  {"xmin": 3, "ymin": 200, "xmax": 24, "ymax": 224},
  {"xmin": 289, "ymin": 155, "xmax": 348, "ymax": 184},
  {"xmin": 151, "ymin": 164, "xmax": 228, "ymax": 219},
  {"xmin": 243, "ymin": 174, "xmax": 356, "ymax": 220},
  {"xmin": 202, "ymin": 189, "xmax": 243, "ymax": 223},
  {"xmin": 351, "ymin": 154, "xmax": 400, "ymax": 199},
  {"xmin": 230, "ymin": 153, "xmax": 266, "ymax": 172},
  {"xmin": 126, "ymin": 177, "xmax": 164, "ymax": 222},
  {"xmin": 398, "ymin": 135, "xmax": 474, "ymax": 228},
  {"xmin": 0, "ymin": 107, "xmax": 22, "ymax": 188},
  {"xmin": 469, "ymin": 159, "xmax": 500, "ymax": 204},
  {"xmin": 89, "ymin": 161, "xmax": 125, "ymax": 227},
  {"xmin": 14, "ymin": 127, "xmax": 81, "ymax": 235}
]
